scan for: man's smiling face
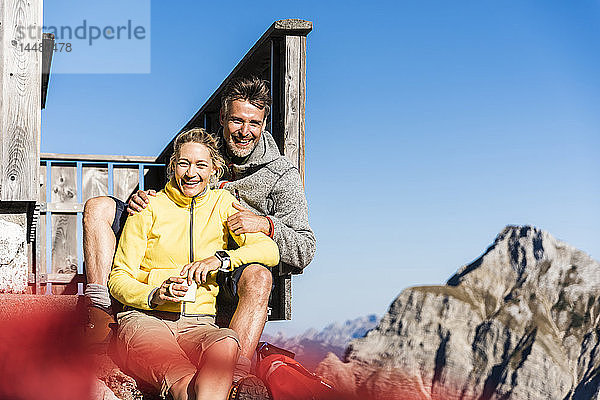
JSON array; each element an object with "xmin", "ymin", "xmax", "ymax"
[{"xmin": 221, "ymin": 99, "xmax": 266, "ymax": 158}]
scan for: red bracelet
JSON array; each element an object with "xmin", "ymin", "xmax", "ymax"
[{"xmin": 266, "ymin": 216, "xmax": 275, "ymax": 238}]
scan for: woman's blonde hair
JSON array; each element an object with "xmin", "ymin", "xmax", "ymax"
[{"xmin": 167, "ymin": 128, "xmax": 225, "ymax": 183}]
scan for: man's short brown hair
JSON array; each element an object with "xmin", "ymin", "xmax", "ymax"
[{"xmin": 221, "ymin": 76, "xmax": 271, "ymax": 121}]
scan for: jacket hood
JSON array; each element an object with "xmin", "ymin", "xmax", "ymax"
[{"xmin": 164, "ymin": 178, "xmax": 211, "ymax": 208}]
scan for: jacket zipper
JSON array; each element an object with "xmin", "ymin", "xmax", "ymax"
[
  {"xmin": 190, "ymin": 196, "xmax": 195, "ymax": 263},
  {"xmin": 183, "ymin": 195, "xmax": 197, "ymax": 316}
]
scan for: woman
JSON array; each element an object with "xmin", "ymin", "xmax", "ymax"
[{"xmin": 108, "ymin": 128, "xmax": 279, "ymax": 400}]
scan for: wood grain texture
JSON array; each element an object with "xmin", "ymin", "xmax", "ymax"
[
  {"xmin": 113, "ymin": 166, "xmax": 139, "ymax": 201},
  {"xmin": 273, "ymin": 19, "xmax": 312, "ymax": 32},
  {"xmin": 51, "ymin": 213, "xmax": 78, "ymax": 274},
  {"xmin": 0, "ymin": 0, "xmax": 42, "ymax": 201},
  {"xmin": 82, "ymin": 164, "xmax": 109, "ymax": 202},
  {"xmin": 283, "ymin": 36, "xmax": 301, "ymax": 170},
  {"xmin": 299, "ymin": 36, "xmax": 306, "ymax": 186},
  {"xmin": 50, "ymin": 164, "xmax": 77, "ymax": 204},
  {"xmin": 40, "ymin": 203, "xmax": 83, "ymax": 213},
  {"xmin": 49, "ymin": 164, "xmax": 78, "ymax": 275},
  {"xmin": 47, "ymin": 273, "xmax": 84, "ymax": 284},
  {"xmin": 283, "ymin": 275, "xmax": 292, "ymax": 320}
]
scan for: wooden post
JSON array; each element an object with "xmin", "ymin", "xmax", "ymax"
[
  {"xmin": 0, "ymin": 0, "xmax": 42, "ymax": 294},
  {"xmin": 282, "ymin": 34, "xmax": 307, "ymax": 185},
  {"xmin": 0, "ymin": 0, "xmax": 43, "ymax": 201}
]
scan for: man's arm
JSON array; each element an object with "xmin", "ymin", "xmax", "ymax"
[
  {"xmin": 267, "ymin": 167, "xmax": 315, "ymax": 270},
  {"xmin": 225, "ymin": 167, "xmax": 316, "ymax": 270}
]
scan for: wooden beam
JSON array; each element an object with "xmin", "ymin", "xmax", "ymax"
[
  {"xmin": 0, "ymin": 0, "xmax": 43, "ymax": 201},
  {"xmin": 39, "ymin": 203, "xmax": 84, "ymax": 213},
  {"xmin": 299, "ymin": 36, "xmax": 306, "ymax": 184},
  {"xmin": 283, "ymin": 35, "xmax": 302, "ymax": 181},
  {"xmin": 41, "ymin": 32, "xmax": 54, "ymax": 109},
  {"xmin": 46, "ymin": 273, "xmax": 84, "ymax": 284},
  {"xmin": 41, "ymin": 152, "xmax": 157, "ymax": 163}
]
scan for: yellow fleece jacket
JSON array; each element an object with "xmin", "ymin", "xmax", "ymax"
[{"xmin": 108, "ymin": 179, "xmax": 280, "ymax": 315}]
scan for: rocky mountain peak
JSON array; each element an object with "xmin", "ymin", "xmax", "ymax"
[{"xmin": 317, "ymin": 225, "xmax": 600, "ymax": 399}]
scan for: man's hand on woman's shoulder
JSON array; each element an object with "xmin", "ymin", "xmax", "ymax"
[{"xmin": 127, "ymin": 190, "xmax": 157, "ymax": 215}]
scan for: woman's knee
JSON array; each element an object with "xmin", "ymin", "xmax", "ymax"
[{"xmin": 83, "ymin": 196, "xmax": 115, "ymax": 226}]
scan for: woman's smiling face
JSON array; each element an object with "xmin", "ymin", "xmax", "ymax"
[{"xmin": 174, "ymin": 142, "xmax": 215, "ymax": 197}]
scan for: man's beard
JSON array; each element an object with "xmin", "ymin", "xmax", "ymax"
[{"xmin": 225, "ymin": 136, "xmax": 258, "ymax": 158}]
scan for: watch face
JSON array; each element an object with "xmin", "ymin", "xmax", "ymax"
[{"xmin": 216, "ymin": 250, "xmax": 230, "ymax": 260}]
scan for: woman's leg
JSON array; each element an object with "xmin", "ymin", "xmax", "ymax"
[
  {"xmin": 194, "ymin": 337, "xmax": 240, "ymax": 400},
  {"xmin": 169, "ymin": 373, "xmax": 195, "ymax": 400},
  {"xmin": 115, "ymin": 311, "xmax": 198, "ymax": 400}
]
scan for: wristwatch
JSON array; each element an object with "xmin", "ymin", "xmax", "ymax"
[{"xmin": 215, "ymin": 250, "xmax": 232, "ymax": 272}]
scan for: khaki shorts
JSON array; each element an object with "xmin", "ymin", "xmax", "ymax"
[{"xmin": 115, "ymin": 309, "xmax": 239, "ymax": 398}]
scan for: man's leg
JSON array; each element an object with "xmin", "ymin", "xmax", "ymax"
[
  {"xmin": 228, "ymin": 264, "xmax": 273, "ymax": 369},
  {"xmin": 83, "ymin": 196, "xmax": 118, "ymax": 286},
  {"xmin": 194, "ymin": 337, "xmax": 240, "ymax": 400},
  {"xmin": 82, "ymin": 196, "xmax": 120, "ymax": 343}
]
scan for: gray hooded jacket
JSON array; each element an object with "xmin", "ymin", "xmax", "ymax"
[{"xmin": 219, "ymin": 131, "xmax": 315, "ymax": 271}]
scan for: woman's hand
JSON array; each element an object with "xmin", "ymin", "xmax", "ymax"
[
  {"xmin": 150, "ymin": 276, "xmax": 188, "ymax": 307},
  {"xmin": 180, "ymin": 256, "xmax": 222, "ymax": 285}
]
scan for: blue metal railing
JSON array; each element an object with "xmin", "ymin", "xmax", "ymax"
[{"xmin": 39, "ymin": 156, "xmax": 164, "ymax": 294}]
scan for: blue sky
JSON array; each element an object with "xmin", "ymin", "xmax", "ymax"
[{"xmin": 42, "ymin": 1, "xmax": 600, "ymax": 334}]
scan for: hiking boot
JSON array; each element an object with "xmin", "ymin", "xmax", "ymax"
[{"xmin": 229, "ymin": 375, "xmax": 271, "ymax": 400}]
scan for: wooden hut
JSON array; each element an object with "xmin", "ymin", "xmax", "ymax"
[{"xmin": 14, "ymin": 19, "xmax": 312, "ymax": 321}]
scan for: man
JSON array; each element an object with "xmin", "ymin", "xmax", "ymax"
[{"xmin": 82, "ymin": 76, "xmax": 315, "ymax": 393}]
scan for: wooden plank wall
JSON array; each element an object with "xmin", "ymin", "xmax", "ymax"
[
  {"xmin": 0, "ymin": 0, "xmax": 42, "ymax": 201},
  {"xmin": 49, "ymin": 163, "xmax": 78, "ymax": 294}
]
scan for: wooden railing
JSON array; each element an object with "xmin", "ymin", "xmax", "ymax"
[{"xmin": 34, "ymin": 154, "xmax": 165, "ymax": 294}]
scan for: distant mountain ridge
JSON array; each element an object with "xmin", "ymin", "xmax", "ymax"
[
  {"xmin": 261, "ymin": 314, "xmax": 380, "ymax": 370},
  {"xmin": 317, "ymin": 226, "xmax": 600, "ymax": 399}
]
